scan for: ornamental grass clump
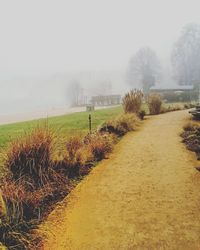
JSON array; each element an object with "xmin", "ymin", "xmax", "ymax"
[
  {"xmin": 147, "ymin": 93, "xmax": 162, "ymax": 115},
  {"xmin": 0, "ymin": 126, "xmax": 71, "ymax": 249},
  {"xmin": 4, "ymin": 127, "xmax": 55, "ymax": 189},
  {"xmin": 84, "ymin": 133, "xmax": 115, "ymax": 161},
  {"xmin": 54, "ymin": 133, "xmax": 115, "ymax": 178},
  {"xmin": 122, "ymin": 89, "xmax": 144, "ymax": 114},
  {"xmin": 0, "ymin": 173, "xmax": 70, "ymax": 249},
  {"xmin": 54, "ymin": 135, "xmax": 94, "ymax": 178}
]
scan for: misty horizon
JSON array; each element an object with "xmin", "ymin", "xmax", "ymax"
[{"xmin": 0, "ymin": 0, "xmax": 200, "ymax": 115}]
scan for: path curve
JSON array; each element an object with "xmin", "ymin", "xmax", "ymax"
[{"xmin": 40, "ymin": 110, "xmax": 200, "ymax": 249}]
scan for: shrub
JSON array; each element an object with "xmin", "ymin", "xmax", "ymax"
[
  {"xmin": 4, "ymin": 127, "xmax": 55, "ymax": 189},
  {"xmin": 114, "ymin": 113, "xmax": 140, "ymax": 135},
  {"xmin": 54, "ymin": 133, "xmax": 115, "ymax": 177},
  {"xmin": 147, "ymin": 93, "xmax": 162, "ymax": 115},
  {"xmin": 0, "ymin": 126, "xmax": 72, "ymax": 249},
  {"xmin": 84, "ymin": 133, "xmax": 114, "ymax": 161},
  {"xmin": 183, "ymin": 122, "xmax": 199, "ymax": 132},
  {"xmin": 66, "ymin": 136, "xmax": 83, "ymax": 159},
  {"xmin": 184, "ymin": 103, "xmax": 196, "ymax": 109},
  {"xmin": 161, "ymin": 104, "xmax": 183, "ymax": 114},
  {"xmin": 99, "ymin": 113, "xmax": 140, "ymax": 136},
  {"xmin": 0, "ymin": 174, "xmax": 70, "ymax": 249},
  {"xmin": 0, "ymin": 180, "xmax": 35, "ymax": 249},
  {"xmin": 54, "ymin": 136, "xmax": 94, "ymax": 178},
  {"xmin": 122, "ymin": 89, "xmax": 143, "ymax": 114},
  {"xmin": 181, "ymin": 121, "xmax": 200, "ymax": 159}
]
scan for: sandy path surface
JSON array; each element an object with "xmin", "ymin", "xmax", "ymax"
[{"xmin": 40, "ymin": 110, "xmax": 200, "ymax": 250}]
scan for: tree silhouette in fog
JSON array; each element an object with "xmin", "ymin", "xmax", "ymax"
[
  {"xmin": 127, "ymin": 47, "xmax": 161, "ymax": 93},
  {"xmin": 171, "ymin": 23, "xmax": 200, "ymax": 87}
]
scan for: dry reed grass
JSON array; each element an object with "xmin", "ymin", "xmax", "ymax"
[{"xmin": 122, "ymin": 89, "xmax": 143, "ymax": 114}]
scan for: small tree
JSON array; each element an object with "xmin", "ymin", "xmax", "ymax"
[
  {"xmin": 122, "ymin": 89, "xmax": 143, "ymax": 114},
  {"xmin": 147, "ymin": 93, "xmax": 162, "ymax": 115}
]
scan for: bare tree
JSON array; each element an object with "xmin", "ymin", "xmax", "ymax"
[
  {"xmin": 171, "ymin": 23, "xmax": 200, "ymax": 87},
  {"xmin": 127, "ymin": 47, "xmax": 161, "ymax": 93},
  {"xmin": 67, "ymin": 80, "xmax": 81, "ymax": 106}
]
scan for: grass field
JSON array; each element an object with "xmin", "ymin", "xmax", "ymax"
[
  {"xmin": 0, "ymin": 106, "xmax": 123, "ymax": 148},
  {"xmin": 0, "ymin": 102, "xmax": 189, "ymax": 148}
]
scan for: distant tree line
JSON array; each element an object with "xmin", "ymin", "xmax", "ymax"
[{"xmin": 127, "ymin": 23, "xmax": 200, "ymax": 93}]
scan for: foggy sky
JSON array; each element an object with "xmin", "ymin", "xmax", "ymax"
[
  {"xmin": 0, "ymin": 0, "xmax": 200, "ymax": 115},
  {"xmin": 0, "ymin": 0, "xmax": 200, "ymax": 76}
]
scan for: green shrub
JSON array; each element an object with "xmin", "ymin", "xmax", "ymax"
[
  {"xmin": 122, "ymin": 89, "xmax": 143, "ymax": 114},
  {"xmin": 147, "ymin": 93, "xmax": 162, "ymax": 115}
]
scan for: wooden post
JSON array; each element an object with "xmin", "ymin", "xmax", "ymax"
[{"xmin": 89, "ymin": 114, "xmax": 92, "ymax": 134}]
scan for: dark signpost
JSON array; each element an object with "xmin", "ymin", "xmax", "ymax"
[{"xmin": 89, "ymin": 114, "xmax": 92, "ymax": 134}]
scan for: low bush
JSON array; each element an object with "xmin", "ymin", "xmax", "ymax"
[
  {"xmin": 122, "ymin": 89, "xmax": 143, "ymax": 114},
  {"xmin": 99, "ymin": 113, "xmax": 140, "ymax": 136},
  {"xmin": 161, "ymin": 104, "xmax": 183, "ymax": 114},
  {"xmin": 0, "ymin": 174, "xmax": 70, "ymax": 249},
  {"xmin": 147, "ymin": 93, "xmax": 162, "ymax": 115},
  {"xmin": 84, "ymin": 133, "xmax": 115, "ymax": 161},
  {"xmin": 0, "ymin": 180, "xmax": 37, "ymax": 249},
  {"xmin": 181, "ymin": 121, "xmax": 200, "ymax": 159},
  {"xmin": 0, "ymin": 126, "xmax": 72, "ymax": 249},
  {"xmin": 184, "ymin": 103, "xmax": 196, "ymax": 109},
  {"xmin": 54, "ymin": 136, "xmax": 93, "ymax": 178},
  {"xmin": 54, "ymin": 133, "xmax": 115, "ymax": 178},
  {"xmin": 183, "ymin": 121, "xmax": 200, "ymax": 132}
]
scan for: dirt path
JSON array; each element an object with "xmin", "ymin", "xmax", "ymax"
[{"xmin": 40, "ymin": 110, "xmax": 200, "ymax": 250}]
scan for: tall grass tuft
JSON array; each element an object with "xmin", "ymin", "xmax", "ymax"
[
  {"xmin": 147, "ymin": 93, "xmax": 162, "ymax": 115},
  {"xmin": 0, "ymin": 125, "xmax": 72, "ymax": 249},
  {"xmin": 122, "ymin": 89, "xmax": 143, "ymax": 114},
  {"xmin": 54, "ymin": 135, "xmax": 94, "ymax": 178},
  {"xmin": 4, "ymin": 126, "xmax": 56, "ymax": 189},
  {"xmin": 0, "ymin": 175, "xmax": 70, "ymax": 249},
  {"xmin": 84, "ymin": 133, "xmax": 115, "ymax": 161}
]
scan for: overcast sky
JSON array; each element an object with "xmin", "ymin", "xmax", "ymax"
[{"xmin": 0, "ymin": 0, "xmax": 200, "ymax": 75}]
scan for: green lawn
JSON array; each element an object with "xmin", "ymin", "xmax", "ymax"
[
  {"xmin": 0, "ymin": 102, "xmax": 187, "ymax": 148},
  {"xmin": 0, "ymin": 106, "xmax": 123, "ymax": 148}
]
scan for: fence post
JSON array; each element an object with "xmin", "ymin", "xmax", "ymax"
[{"xmin": 89, "ymin": 114, "xmax": 92, "ymax": 134}]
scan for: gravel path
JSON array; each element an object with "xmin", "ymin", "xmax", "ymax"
[{"xmin": 40, "ymin": 110, "xmax": 200, "ymax": 250}]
